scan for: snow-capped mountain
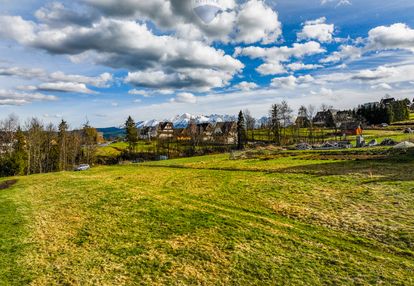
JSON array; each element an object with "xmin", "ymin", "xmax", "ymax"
[
  {"xmin": 136, "ymin": 113, "xmax": 237, "ymax": 128},
  {"xmin": 136, "ymin": 119, "xmax": 159, "ymax": 129}
]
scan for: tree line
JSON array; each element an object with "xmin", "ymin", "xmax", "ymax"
[
  {"xmin": 0, "ymin": 115, "xmax": 100, "ymax": 177},
  {"xmin": 357, "ymin": 99, "xmax": 410, "ymax": 125}
]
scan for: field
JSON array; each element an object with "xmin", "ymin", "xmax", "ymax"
[{"xmin": 1, "ymin": 149, "xmax": 414, "ymax": 285}]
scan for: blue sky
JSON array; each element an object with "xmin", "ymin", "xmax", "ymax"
[{"xmin": 0, "ymin": 0, "xmax": 414, "ymax": 127}]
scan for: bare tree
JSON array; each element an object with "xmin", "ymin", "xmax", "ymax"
[
  {"xmin": 307, "ymin": 105, "xmax": 317, "ymax": 143},
  {"xmin": 243, "ymin": 109, "xmax": 256, "ymax": 141},
  {"xmin": 280, "ymin": 101, "xmax": 293, "ymax": 144},
  {"xmin": 25, "ymin": 118, "xmax": 45, "ymax": 175},
  {"xmin": 0, "ymin": 114, "xmax": 19, "ymax": 157}
]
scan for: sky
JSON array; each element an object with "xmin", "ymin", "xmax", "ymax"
[{"xmin": 0, "ymin": 0, "xmax": 414, "ymax": 127}]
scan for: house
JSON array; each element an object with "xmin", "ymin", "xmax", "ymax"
[
  {"xmin": 313, "ymin": 109, "xmax": 338, "ymax": 127},
  {"xmin": 174, "ymin": 128, "xmax": 191, "ymax": 141},
  {"xmin": 340, "ymin": 122, "xmax": 363, "ymax": 136},
  {"xmin": 363, "ymin": 102, "xmax": 380, "ymax": 109},
  {"xmin": 196, "ymin": 123, "xmax": 214, "ymax": 142},
  {"xmin": 157, "ymin": 122, "xmax": 174, "ymax": 140},
  {"xmin": 212, "ymin": 122, "xmax": 237, "ymax": 144},
  {"xmin": 380, "ymin": 97, "xmax": 395, "ymax": 107}
]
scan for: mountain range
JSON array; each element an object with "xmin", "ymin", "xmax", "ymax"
[
  {"xmin": 99, "ymin": 113, "xmax": 270, "ymax": 139},
  {"xmin": 136, "ymin": 113, "xmax": 238, "ymax": 129}
]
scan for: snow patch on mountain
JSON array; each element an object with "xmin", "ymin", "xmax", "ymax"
[{"xmin": 136, "ymin": 114, "xmax": 237, "ymax": 128}]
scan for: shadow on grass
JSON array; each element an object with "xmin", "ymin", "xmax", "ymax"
[
  {"xmin": 277, "ymin": 152, "xmax": 414, "ymax": 183},
  {"xmin": 145, "ymin": 151, "xmax": 414, "ymax": 183}
]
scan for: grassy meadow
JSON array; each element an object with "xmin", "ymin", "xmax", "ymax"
[{"xmin": 1, "ymin": 149, "xmax": 414, "ymax": 285}]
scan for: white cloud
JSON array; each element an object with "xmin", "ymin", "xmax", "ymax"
[
  {"xmin": 287, "ymin": 63, "xmax": 323, "ymax": 71},
  {"xmin": 234, "ymin": 81, "xmax": 258, "ymax": 91},
  {"xmin": 368, "ymin": 23, "xmax": 414, "ymax": 52},
  {"xmin": 235, "ymin": 0, "xmax": 282, "ymax": 44},
  {"xmin": 49, "ymin": 72, "xmax": 112, "ymax": 88},
  {"xmin": 0, "ymin": 89, "xmax": 57, "ymax": 105},
  {"xmin": 321, "ymin": 0, "xmax": 351, "ymax": 7},
  {"xmin": 128, "ymin": 89, "xmax": 151, "ymax": 97},
  {"xmin": 172, "ymin": 92, "xmax": 197, "ymax": 104},
  {"xmin": 297, "ymin": 17, "xmax": 335, "ymax": 43},
  {"xmin": 271, "ymin": 76, "xmax": 298, "ymax": 89},
  {"xmin": 0, "ymin": 66, "xmax": 45, "ymax": 79},
  {"xmin": 0, "ymin": 16, "xmax": 35, "ymax": 43},
  {"xmin": 1, "ymin": 17, "xmax": 243, "ymax": 91},
  {"xmin": 352, "ymin": 66, "xmax": 396, "ymax": 81},
  {"xmin": 320, "ymin": 45, "xmax": 362, "ymax": 63},
  {"xmin": 256, "ymin": 62, "xmax": 286, "ymax": 75},
  {"xmin": 371, "ymin": 83, "xmax": 392, "ymax": 90},
  {"xmin": 38, "ymin": 82, "xmax": 96, "ymax": 94},
  {"xmin": 236, "ymin": 41, "xmax": 325, "ymax": 75}
]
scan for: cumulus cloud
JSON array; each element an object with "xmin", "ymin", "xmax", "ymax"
[
  {"xmin": 271, "ymin": 75, "xmax": 314, "ymax": 89},
  {"xmin": 371, "ymin": 83, "xmax": 392, "ymax": 90},
  {"xmin": 0, "ymin": 89, "xmax": 57, "ymax": 105},
  {"xmin": 352, "ymin": 66, "xmax": 396, "ymax": 81},
  {"xmin": 287, "ymin": 62, "xmax": 323, "ymax": 71},
  {"xmin": 234, "ymin": 81, "xmax": 258, "ymax": 91},
  {"xmin": 35, "ymin": 2, "xmax": 99, "ymax": 27},
  {"xmin": 367, "ymin": 23, "xmax": 414, "ymax": 52},
  {"xmin": 37, "ymin": 82, "xmax": 96, "ymax": 94},
  {"xmin": 48, "ymin": 72, "xmax": 112, "ymax": 88},
  {"xmin": 0, "ymin": 16, "xmax": 243, "ymax": 91},
  {"xmin": 0, "ymin": 66, "xmax": 45, "ymax": 79},
  {"xmin": 84, "ymin": 0, "xmax": 281, "ymax": 44},
  {"xmin": 320, "ymin": 45, "xmax": 362, "ymax": 63},
  {"xmin": 0, "ymin": 16, "xmax": 35, "ymax": 43},
  {"xmin": 172, "ymin": 92, "xmax": 197, "ymax": 104},
  {"xmin": 236, "ymin": 41, "xmax": 325, "ymax": 75},
  {"xmin": 297, "ymin": 17, "xmax": 335, "ymax": 43},
  {"xmin": 235, "ymin": 0, "xmax": 282, "ymax": 44},
  {"xmin": 271, "ymin": 76, "xmax": 297, "ymax": 89}
]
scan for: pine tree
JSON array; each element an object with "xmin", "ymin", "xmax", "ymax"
[
  {"xmin": 270, "ymin": 104, "xmax": 282, "ymax": 145},
  {"xmin": 11, "ymin": 127, "xmax": 28, "ymax": 176},
  {"xmin": 237, "ymin": 111, "xmax": 247, "ymax": 150},
  {"xmin": 58, "ymin": 120, "xmax": 69, "ymax": 171},
  {"xmin": 125, "ymin": 116, "xmax": 138, "ymax": 153}
]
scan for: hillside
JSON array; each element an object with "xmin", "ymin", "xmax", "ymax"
[{"xmin": 1, "ymin": 150, "xmax": 413, "ymax": 285}]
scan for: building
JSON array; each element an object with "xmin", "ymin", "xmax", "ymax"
[
  {"xmin": 340, "ymin": 122, "xmax": 363, "ymax": 136},
  {"xmin": 313, "ymin": 109, "xmax": 338, "ymax": 127},
  {"xmin": 196, "ymin": 123, "xmax": 214, "ymax": 142},
  {"xmin": 212, "ymin": 122, "xmax": 238, "ymax": 144},
  {"xmin": 157, "ymin": 122, "xmax": 174, "ymax": 140},
  {"xmin": 380, "ymin": 97, "xmax": 395, "ymax": 107}
]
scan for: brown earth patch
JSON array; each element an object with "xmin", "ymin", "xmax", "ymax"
[{"xmin": 0, "ymin": 179, "xmax": 18, "ymax": 190}]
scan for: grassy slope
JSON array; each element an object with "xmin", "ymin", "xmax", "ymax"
[{"xmin": 1, "ymin": 151, "xmax": 414, "ymax": 285}]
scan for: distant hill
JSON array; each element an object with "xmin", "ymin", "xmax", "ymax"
[{"xmin": 97, "ymin": 127, "xmax": 125, "ymax": 139}]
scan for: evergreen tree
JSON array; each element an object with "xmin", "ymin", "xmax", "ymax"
[
  {"xmin": 11, "ymin": 127, "xmax": 28, "ymax": 175},
  {"xmin": 58, "ymin": 120, "xmax": 69, "ymax": 171},
  {"xmin": 125, "ymin": 116, "xmax": 138, "ymax": 153},
  {"xmin": 270, "ymin": 104, "xmax": 282, "ymax": 145},
  {"xmin": 81, "ymin": 122, "xmax": 98, "ymax": 165},
  {"xmin": 237, "ymin": 111, "xmax": 247, "ymax": 150}
]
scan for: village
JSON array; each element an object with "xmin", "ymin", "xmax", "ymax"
[{"xmin": 116, "ymin": 96, "xmax": 414, "ymax": 154}]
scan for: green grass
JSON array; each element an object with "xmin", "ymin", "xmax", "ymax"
[
  {"xmin": 97, "ymin": 141, "xmax": 157, "ymax": 158},
  {"xmin": 1, "ymin": 150, "xmax": 414, "ymax": 285}
]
